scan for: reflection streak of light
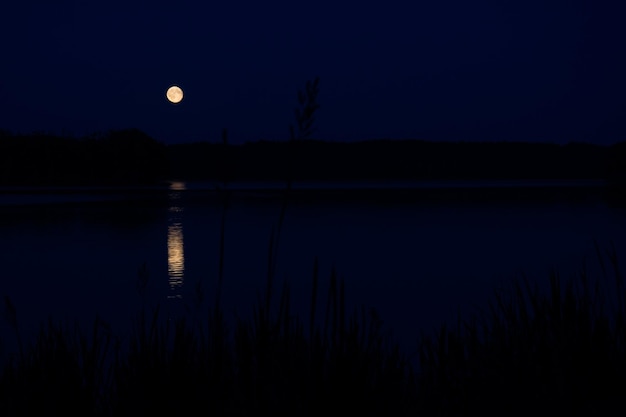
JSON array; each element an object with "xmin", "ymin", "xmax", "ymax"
[
  {"xmin": 167, "ymin": 181, "xmax": 186, "ymax": 299},
  {"xmin": 167, "ymin": 222, "xmax": 184, "ymax": 298}
]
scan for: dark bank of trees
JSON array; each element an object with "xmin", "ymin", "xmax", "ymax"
[
  {"xmin": 168, "ymin": 139, "xmax": 622, "ymax": 182},
  {"xmin": 1, "ymin": 128, "xmax": 626, "ymax": 185},
  {"xmin": 0, "ymin": 129, "xmax": 168, "ymax": 186}
]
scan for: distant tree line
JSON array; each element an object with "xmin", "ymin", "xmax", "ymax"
[
  {"xmin": 0, "ymin": 129, "xmax": 168, "ymax": 186},
  {"xmin": 168, "ymin": 139, "xmax": 625, "ymax": 182},
  {"xmin": 1, "ymin": 129, "xmax": 626, "ymax": 186}
]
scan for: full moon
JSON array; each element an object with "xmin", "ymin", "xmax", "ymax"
[{"xmin": 166, "ymin": 86, "xmax": 184, "ymax": 104}]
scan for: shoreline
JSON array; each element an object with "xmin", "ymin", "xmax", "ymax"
[{"xmin": 0, "ymin": 179, "xmax": 609, "ymax": 207}]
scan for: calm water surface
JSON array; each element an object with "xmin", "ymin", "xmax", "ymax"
[{"xmin": 1, "ymin": 180, "xmax": 625, "ymax": 355}]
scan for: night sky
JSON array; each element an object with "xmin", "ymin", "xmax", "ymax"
[{"xmin": 2, "ymin": 0, "xmax": 625, "ymax": 145}]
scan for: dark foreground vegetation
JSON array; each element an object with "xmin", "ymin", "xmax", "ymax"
[
  {"xmin": 2, "ymin": 244, "xmax": 626, "ymax": 416},
  {"xmin": 2, "ymin": 128, "xmax": 626, "ymax": 188}
]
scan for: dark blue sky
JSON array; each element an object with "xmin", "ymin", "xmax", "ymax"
[{"xmin": 1, "ymin": 0, "xmax": 624, "ymax": 144}]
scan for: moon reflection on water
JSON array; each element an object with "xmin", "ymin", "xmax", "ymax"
[{"xmin": 167, "ymin": 182, "xmax": 186, "ymax": 298}]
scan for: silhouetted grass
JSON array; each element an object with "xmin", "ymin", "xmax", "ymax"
[
  {"xmin": 1, "ymin": 265, "xmax": 414, "ymax": 416},
  {"xmin": 2, "ymin": 244, "xmax": 626, "ymax": 416},
  {"xmin": 416, "ymin": 241, "xmax": 626, "ymax": 416}
]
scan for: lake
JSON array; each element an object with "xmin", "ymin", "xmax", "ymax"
[{"xmin": 1, "ymin": 180, "xmax": 625, "ymax": 357}]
